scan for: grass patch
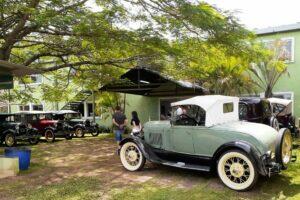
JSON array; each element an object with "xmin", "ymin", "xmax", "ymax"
[
  {"xmin": 17, "ymin": 177, "xmax": 102, "ymax": 200},
  {"xmin": 110, "ymin": 182, "xmax": 241, "ymax": 200}
]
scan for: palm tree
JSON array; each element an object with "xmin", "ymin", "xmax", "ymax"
[{"xmin": 249, "ymin": 40, "xmax": 289, "ymax": 98}]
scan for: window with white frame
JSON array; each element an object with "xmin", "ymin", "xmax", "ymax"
[
  {"xmin": 19, "ymin": 105, "xmax": 30, "ymax": 111},
  {"xmin": 19, "ymin": 74, "xmax": 43, "ymax": 85},
  {"xmin": 32, "ymin": 104, "xmax": 44, "ymax": 111},
  {"xmin": 262, "ymin": 37, "xmax": 295, "ymax": 63}
]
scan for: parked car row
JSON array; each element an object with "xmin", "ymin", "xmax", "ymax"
[
  {"xmin": 119, "ymin": 95, "xmax": 297, "ymax": 192},
  {"xmin": 0, "ymin": 110, "xmax": 110, "ymax": 147}
]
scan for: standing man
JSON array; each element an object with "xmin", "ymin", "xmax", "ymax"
[{"xmin": 112, "ymin": 106, "xmax": 127, "ymax": 151}]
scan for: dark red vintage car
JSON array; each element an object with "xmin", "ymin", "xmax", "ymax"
[{"xmin": 17, "ymin": 111, "xmax": 73, "ymax": 142}]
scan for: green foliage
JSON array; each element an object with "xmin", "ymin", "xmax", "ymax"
[
  {"xmin": 249, "ymin": 40, "xmax": 289, "ymax": 98},
  {"xmin": 96, "ymin": 92, "xmax": 125, "ymax": 118},
  {"xmin": 0, "ymin": 0, "xmax": 253, "ymax": 102},
  {"xmin": 167, "ymin": 39, "xmax": 260, "ymax": 95}
]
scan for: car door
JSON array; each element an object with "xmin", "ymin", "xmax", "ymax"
[{"xmin": 169, "ymin": 125, "xmax": 195, "ymax": 154}]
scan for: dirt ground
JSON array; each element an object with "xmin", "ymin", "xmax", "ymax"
[{"xmin": 0, "ymin": 135, "xmax": 299, "ymax": 200}]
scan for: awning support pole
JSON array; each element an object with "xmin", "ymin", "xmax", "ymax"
[{"xmin": 92, "ymin": 90, "xmax": 96, "ymax": 123}]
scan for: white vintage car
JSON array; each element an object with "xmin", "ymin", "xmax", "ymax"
[{"xmin": 119, "ymin": 95, "xmax": 295, "ymax": 191}]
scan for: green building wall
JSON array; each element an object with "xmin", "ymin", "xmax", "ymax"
[
  {"xmin": 97, "ymin": 94, "xmax": 160, "ymax": 128},
  {"xmin": 257, "ymin": 31, "xmax": 300, "ymax": 118}
]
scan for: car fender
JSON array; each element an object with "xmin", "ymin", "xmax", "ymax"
[
  {"xmin": 3, "ymin": 129, "xmax": 16, "ymax": 135},
  {"xmin": 212, "ymin": 141, "xmax": 267, "ymax": 176},
  {"xmin": 74, "ymin": 124, "xmax": 85, "ymax": 130},
  {"xmin": 44, "ymin": 126, "xmax": 56, "ymax": 133},
  {"xmin": 119, "ymin": 136, "xmax": 162, "ymax": 163}
]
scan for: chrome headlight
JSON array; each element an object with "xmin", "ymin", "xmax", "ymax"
[
  {"xmin": 15, "ymin": 124, "xmax": 20, "ymax": 131},
  {"xmin": 267, "ymin": 150, "xmax": 275, "ymax": 160},
  {"xmin": 27, "ymin": 123, "xmax": 33, "ymax": 129}
]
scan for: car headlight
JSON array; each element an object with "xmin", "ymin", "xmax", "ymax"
[
  {"xmin": 266, "ymin": 150, "xmax": 275, "ymax": 160},
  {"xmin": 15, "ymin": 124, "xmax": 19, "ymax": 131},
  {"xmin": 27, "ymin": 123, "xmax": 33, "ymax": 129}
]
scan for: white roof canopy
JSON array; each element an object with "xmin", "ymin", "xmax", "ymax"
[
  {"xmin": 268, "ymin": 98, "xmax": 292, "ymax": 106},
  {"xmin": 171, "ymin": 95, "xmax": 239, "ymax": 127}
]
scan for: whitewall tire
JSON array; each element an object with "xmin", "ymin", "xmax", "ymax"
[
  {"xmin": 217, "ymin": 150, "xmax": 258, "ymax": 191},
  {"xmin": 120, "ymin": 142, "xmax": 146, "ymax": 171}
]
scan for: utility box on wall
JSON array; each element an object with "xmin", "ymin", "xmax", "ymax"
[{"xmin": 0, "ymin": 75, "xmax": 13, "ymax": 89}]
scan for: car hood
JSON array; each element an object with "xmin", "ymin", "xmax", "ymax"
[{"xmin": 214, "ymin": 121, "xmax": 277, "ymax": 151}]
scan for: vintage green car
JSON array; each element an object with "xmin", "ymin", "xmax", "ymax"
[{"xmin": 119, "ymin": 95, "xmax": 295, "ymax": 191}]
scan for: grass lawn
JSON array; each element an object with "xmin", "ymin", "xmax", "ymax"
[{"xmin": 0, "ymin": 135, "xmax": 299, "ymax": 200}]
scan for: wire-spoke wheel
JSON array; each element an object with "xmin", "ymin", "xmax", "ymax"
[
  {"xmin": 217, "ymin": 150, "xmax": 258, "ymax": 191},
  {"xmin": 91, "ymin": 132, "xmax": 99, "ymax": 137},
  {"xmin": 75, "ymin": 128, "xmax": 84, "ymax": 138},
  {"xmin": 120, "ymin": 142, "xmax": 146, "ymax": 171},
  {"xmin": 45, "ymin": 130, "xmax": 55, "ymax": 143},
  {"xmin": 28, "ymin": 138, "xmax": 39, "ymax": 145},
  {"xmin": 5, "ymin": 133, "xmax": 16, "ymax": 147}
]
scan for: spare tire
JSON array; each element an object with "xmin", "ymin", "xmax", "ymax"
[
  {"xmin": 270, "ymin": 116, "xmax": 279, "ymax": 131},
  {"xmin": 275, "ymin": 128, "xmax": 293, "ymax": 169}
]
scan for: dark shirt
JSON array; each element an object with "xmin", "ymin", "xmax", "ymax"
[
  {"xmin": 131, "ymin": 118, "xmax": 140, "ymax": 126},
  {"xmin": 112, "ymin": 111, "xmax": 127, "ymax": 130}
]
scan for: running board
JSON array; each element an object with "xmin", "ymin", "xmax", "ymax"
[{"xmin": 162, "ymin": 161, "xmax": 210, "ymax": 172}]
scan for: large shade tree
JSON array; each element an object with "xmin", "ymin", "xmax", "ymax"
[
  {"xmin": 0, "ymin": 0, "xmax": 257, "ymax": 104},
  {"xmin": 1, "ymin": 0, "xmax": 251, "ymax": 73}
]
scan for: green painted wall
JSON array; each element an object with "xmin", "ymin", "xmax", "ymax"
[
  {"xmin": 97, "ymin": 94, "xmax": 160, "ymax": 128},
  {"xmin": 257, "ymin": 31, "xmax": 300, "ymax": 118}
]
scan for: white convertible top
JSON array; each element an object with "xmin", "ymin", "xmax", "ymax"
[
  {"xmin": 171, "ymin": 95, "xmax": 239, "ymax": 127},
  {"xmin": 268, "ymin": 98, "xmax": 292, "ymax": 106},
  {"xmin": 56, "ymin": 110, "xmax": 79, "ymax": 114}
]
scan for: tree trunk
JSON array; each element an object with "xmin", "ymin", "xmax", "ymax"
[{"xmin": 265, "ymin": 85, "xmax": 273, "ymax": 98}]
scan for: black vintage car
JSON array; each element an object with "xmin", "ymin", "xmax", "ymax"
[
  {"xmin": 18, "ymin": 111, "xmax": 73, "ymax": 142},
  {"xmin": 239, "ymin": 97, "xmax": 279, "ymax": 130},
  {"xmin": 0, "ymin": 114, "xmax": 40, "ymax": 147},
  {"xmin": 53, "ymin": 110, "xmax": 103, "ymax": 137}
]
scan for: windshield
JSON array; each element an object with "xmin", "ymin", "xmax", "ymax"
[
  {"xmin": 0, "ymin": 115, "xmax": 17, "ymax": 123},
  {"xmin": 64, "ymin": 113, "xmax": 81, "ymax": 120},
  {"xmin": 171, "ymin": 105, "xmax": 206, "ymax": 126}
]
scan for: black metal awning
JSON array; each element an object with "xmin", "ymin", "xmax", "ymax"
[
  {"xmin": 0, "ymin": 60, "xmax": 40, "ymax": 77},
  {"xmin": 100, "ymin": 67, "xmax": 208, "ymax": 97}
]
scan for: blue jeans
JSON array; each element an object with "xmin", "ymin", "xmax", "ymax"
[{"xmin": 114, "ymin": 129, "xmax": 124, "ymax": 142}]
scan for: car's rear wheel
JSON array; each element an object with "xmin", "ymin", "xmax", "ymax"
[
  {"xmin": 75, "ymin": 128, "xmax": 84, "ymax": 138},
  {"xmin": 28, "ymin": 138, "xmax": 39, "ymax": 145},
  {"xmin": 5, "ymin": 133, "xmax": 16, "ymax": 147},
  {"xmin": 45, "ymin": 130, "xmax": 55, "ymax": 143},
  {"xmin": 270, "ymin": 116, "xmax": 280, "ymax": 131},
  {"xmin": 120, "ymin": 142, "xmax": 146, "ymax": 171},
  {"xmin": 217, "ymin": 150, "xmax": 258, "ymax": 191},
  {"xmin": 65, "ymin": 133, "xmax": 73, "ymax": 140},
  {"xmin": 91, "ymin": 132, "xmax": 99, "ymax": 137}
]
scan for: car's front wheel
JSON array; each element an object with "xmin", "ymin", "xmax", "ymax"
[
  {"xmin": 120, "ymin": 142, "xmax": 146, "ymax": 171},
  {"xmin": 75, "ymin": 128, "xmax": 84, "ymax": 138},
  {"xmin": 217, "ymin": 150, "xmax": 258, "ymax": 191},
  {"xmin": 5, "ymin": 133, "xmax": 16, "ymax": 147}
]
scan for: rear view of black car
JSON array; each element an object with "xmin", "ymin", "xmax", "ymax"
[
  {"xmin": 0, "ymin": 114, "xmax": 40, "ymax": 147},
  {"xmin": 239, "ymin": 97, "xmax": 279, "ymax": 130}
]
